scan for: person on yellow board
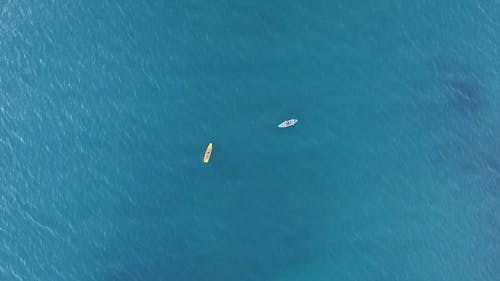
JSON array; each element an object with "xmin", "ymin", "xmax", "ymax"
[{"xmin": 203, "ymin": 143, "xmax": 212, "ymax": 163}]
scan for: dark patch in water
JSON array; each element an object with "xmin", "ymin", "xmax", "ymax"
[
  {"xmin": 406, "ymin": 59, "xmax": 490, "ymax": 132},
  {"xmin": 433, "ymin": 58, "xmax": 488, "ymax": 116},
  {"xmin": 441, "ymin": 77, "xmax": 483, "ymax": 114}
]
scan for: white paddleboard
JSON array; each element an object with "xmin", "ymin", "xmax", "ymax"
[{"xmin": 278, "ymin": 119, "xmax": 298, "ymax": 128}]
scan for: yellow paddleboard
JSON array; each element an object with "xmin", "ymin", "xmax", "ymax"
[{"xmin": 203, "ymin": 143, "xmax": 212, "ymax": 163}]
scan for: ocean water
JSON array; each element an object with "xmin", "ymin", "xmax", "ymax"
[{"xmin": 1, "ymin": 0, "xmax": 500, "ymax": 280}]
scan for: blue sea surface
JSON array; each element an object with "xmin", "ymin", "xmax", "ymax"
[{"xmin": 1, "ymin": 0, "xmax": 500, "ymax": 280}]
